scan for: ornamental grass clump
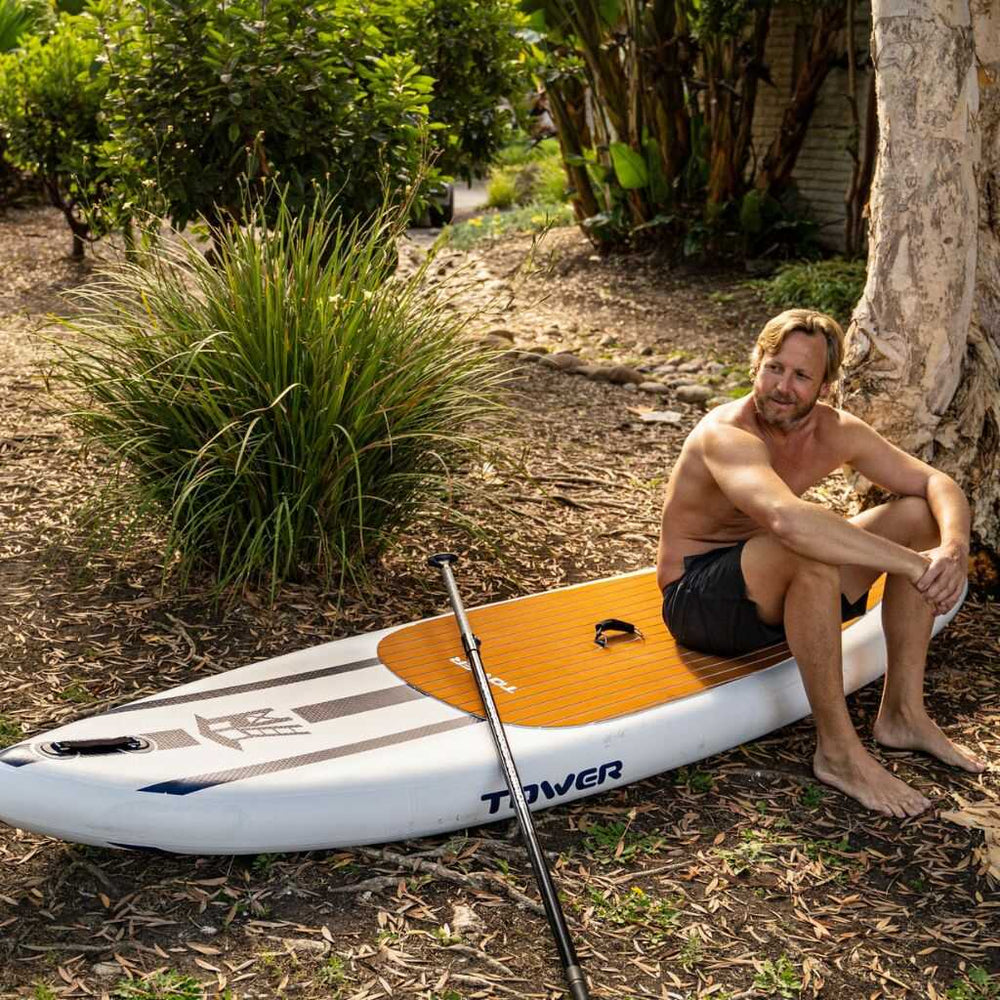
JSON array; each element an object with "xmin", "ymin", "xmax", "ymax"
[{"xmin": 53, "ymin": 194, "xmax": 506, "ymax": 595}]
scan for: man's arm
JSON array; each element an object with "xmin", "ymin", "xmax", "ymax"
[
  {"xmin": 842, "ymin": 413, "xmax": 970, "ymax": 612},
  {"xmin": 701, "ymin": 424, "xmax": 930, "ymax": 583}
]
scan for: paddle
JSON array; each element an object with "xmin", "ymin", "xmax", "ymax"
[{"xmin": 428, "ymin": 553, "xmax": 591, "ymax": 1000}]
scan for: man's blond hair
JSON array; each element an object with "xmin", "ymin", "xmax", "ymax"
[{"xmin": 750, "ymin": 309, "xmax": 845, "ymax": 385}]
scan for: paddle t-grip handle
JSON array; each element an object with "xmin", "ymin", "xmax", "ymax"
[{"xmin": 427, "ymin": 552, "xmax": 459, "ymax": 569}]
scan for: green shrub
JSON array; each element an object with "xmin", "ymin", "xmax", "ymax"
[
  {"xmin": 747, "ymin": 257, "xmax": 867, "ymax": 329},
  {"xmin": 95, "ymin": 0, "xmax": 436, "ymax": 235},
  {"xmin": 0, "ymin": 0, "xmax": 51, "ymax": 51},
  {"xmin": 387, "ymin": 0, "xmax": 524, "ymax": 180},
  {"xmin": 52, "ymin": 192, "xmax": 506, "ymax": 597},
  {"xmin": 0, "ymin": 13, "xmax": 112, "ymax": 255},
  {"xmin": 486, "ymin": 141, "xmax": 567, "ymax": 210},
  {"xmin": 487, "ymin": 167, "xmax": 518, "ymax": 209}
]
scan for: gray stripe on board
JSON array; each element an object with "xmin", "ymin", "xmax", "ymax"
[
  {"xmin": 293, "ymin": 685, "xmax": 424, "ymax": 724},
  {"xmin": 139, "ymin": 716, "xmax": 482, "ymax": 795},
  {"xmin": 105, "ymin": 657, "xmax": 381, "ymax": 716}
]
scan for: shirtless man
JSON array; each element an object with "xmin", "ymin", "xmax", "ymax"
[{"xmin": 657, "ymin": 308, "xmax": 985, "ymax": 817}]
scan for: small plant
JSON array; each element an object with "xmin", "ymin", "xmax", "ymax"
[
  {"xmin": 746, "ymin": 257, "xmax": 866, "ymax": 329},
  {"xmin": 53, "ymin": 191, "xmax": 506, "ymax": 597},
  {"xmin": 671, "ymin": 766, "xmax": 715, "ymax": 793},
  {"xmin": 589, "ymin": 886, "xmax": 679, "ymax": 940},
  {"xmin": 31, "ymin": 983, "xmax": 58, "ymax": 1000},
  {"xmin": 716, "ymin": 829, "xmax": 777, "ymax": 875},
  {"xmin": 582, "ymin": 820, "xmax": 663, "ymax": 863},
  {"xmin": 317, "ymin": 955, "xmax": 348, "ymax": 991},
  {"xmin": 0, "ymin": 716, "xmax": 22, "ymax": 747},
  {"xmin": 251, "ymin": 853, "xmax": 279, "ymax": 876},
  {"xmin": 753, "ymin": 954, "xmax": 802, "ymax": 998},
  {"xmin": 678, "ymin": 930, "xmax": 703, "ymax": 971},
  {"xmin": 799, "ymin": 783, "xmax": 825, "ymax": 809},
  {"xmin": 59, "ymin": 680, "xmax": 94, "ymax": 704},
  {"xmin": 947, "ymin": 967, "xmax": 1000, "ymax": 1000},
  {"xmin": 112, "ymin": 970, "xmax": 204, "ymax": 1000}
]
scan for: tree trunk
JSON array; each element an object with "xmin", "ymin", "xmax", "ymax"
[
  {"xmin": 756, "ymin": 5, "xmax": 847, "ymax": 196},
  {"xmin": 839, "ymin": 0, "xmax": 1000, "ymax": 550}
]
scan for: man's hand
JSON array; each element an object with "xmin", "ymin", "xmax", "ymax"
[{"xmin": 915, "ymin": 542, "xmax": 968, "ymax": 616}]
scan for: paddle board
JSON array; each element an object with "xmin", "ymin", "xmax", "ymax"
[{"xmin": 0, "ymin": 568, "xmax": 961, "ymax": 854}]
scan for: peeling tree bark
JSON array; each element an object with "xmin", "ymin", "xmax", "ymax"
[{"xmin": 840, "ymin": 0, "xmax": 1000, "ymax": 551}]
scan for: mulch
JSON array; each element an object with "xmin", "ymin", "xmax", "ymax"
[{"xmin": 0, "ymin": 206, "xmax": 997, "ymax": 1000}]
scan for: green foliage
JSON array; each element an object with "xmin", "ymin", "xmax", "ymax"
[
  {"xmin": 31, "ymin": 985, "xmax": 59, "ymax": 1000},
  {"xmin": 111, "ymin": 971, "xmax": 205, "ymax": 1000},
  {"xmin": 947, "ymin": 967, "xmax": 1000, "ymax": 1000},
  {"xmin": 317, "ymin": 955, "xmax": 348, "ymax": 992},
  {"xmin": 0, "ymin": 13, "xmax": 113, "ymax": 251},
  {"xmin": 486, "ymin": 140, "xmax": 567, "ymax": 209},
  {"xmin": 588, "ymin": 886, "xmax": 679, "ymax": 941},
  {"xmin": 51, "ymin": 192, "xmax": 506, "ymax": 596},
  {"xmin": 443, "ymin": 201, "xmax": 573, "ymax": 249},
  {"xmin": 0, "ymin": 0, "xmax": 51, "ymax": 52},
  {"xmin": 0, "ymin": 716, "xmax": 22, "ymax": 747},
  {"xmin": 385, "ymin": 0, "xmax": 524, "ymax": 179},
  {"xmin": 582, "ymin": 820, "xmax": 664, "ymax": 863},
  {"xmin": 752, "ymin": 955, "xmax": 802, "ymax": 998},
  {"xmin": 747, "ymin": 257, "xmax": 867, "ymax": 329},
  {"xmin": 94, "ymin": 0, "xmax": 435, "ymax": 231}
]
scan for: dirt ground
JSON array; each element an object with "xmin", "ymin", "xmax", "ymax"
[{"xmin": 0, "ymin": 207, "xmax": 997, "ymax": 1000}]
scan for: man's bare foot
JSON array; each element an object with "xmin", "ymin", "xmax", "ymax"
[
  {"xmin": 873, "ymin": 709, "xmax": 987, "ymax": 773},
  {"xmin": 813, "ymin": 745, "xmax": 932, "ymax": 818}
]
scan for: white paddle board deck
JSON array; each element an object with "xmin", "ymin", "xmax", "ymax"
[{"xmin": 0, "ymin": 568, "xmax": 960, "ymax": 854}]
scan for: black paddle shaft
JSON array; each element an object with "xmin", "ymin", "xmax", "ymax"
[{"xmin": 427, "ymin": 553, "xmax": 591, "ymax": 1000}]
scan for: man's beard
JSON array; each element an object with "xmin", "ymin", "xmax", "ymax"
[{"xmin": 752, "ymin": 387, "xmax": 820, "ymax": 429}]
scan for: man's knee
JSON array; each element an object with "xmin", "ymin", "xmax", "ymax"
[
  {"xmin": 892, "ymin": 496, "xmax": 939, "ymax": 549},
  {"xmin": 788, "ymin": 552, "xmax": 841, "ymax": 590}
]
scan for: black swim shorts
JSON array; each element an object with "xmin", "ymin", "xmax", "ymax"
[{"xmin": 661, "ymin": 542, "xmax": 870, "ymax": 657}]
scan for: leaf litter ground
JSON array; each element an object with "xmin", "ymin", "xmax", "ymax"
[{"xmin": 0, "ymin": 207, "xmax": 997, "ymax": 1000}]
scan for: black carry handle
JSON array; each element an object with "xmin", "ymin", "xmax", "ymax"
[
  {"xmin": 47, "ymin": 736, "xmax": 149, "ymax": 757},
  {"xmin": 594, "ymin": 618, "xmax": 644, "ymax": 648}
]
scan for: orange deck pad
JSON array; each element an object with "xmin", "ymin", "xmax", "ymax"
[{"xmin": 378, "ymin": 570, "xmax": 886, "ymax": 728}]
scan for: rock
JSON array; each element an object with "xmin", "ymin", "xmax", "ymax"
[
  {"xmin": 707, "ymin": 396, "xmax": 732, "ymax": 408},
  {"xmin": 523, "ymin": 345, "xmax": 549, "ymax": 355},
  {"xmin": 541, "ymin": 352, "xmax": 584, "ymax": 371},
  {"xmin": 451, "ymin": 904, "xmax": 484, "ymax": 936},
  {"xmin": 676, "ymin": 384, "xmax": 715, "ymax": 404},
  {"xmin": 622, "ymin": 382, "xmax": 639, "ymax": 392},
  {"xmin": 283, "ymin": 938, "xmax": 330, "ymax": 957},
  {"xmin": 639, "ymin": 410, "xmax": 684, "ymax": 424},
  {"xmin": 677, "ymin": 359, "xmax": 704, "ymax": 373},
  {"xmin": 485, "ymin": 327, "xmax": 516, "ymax": 342},
  {"xmin": 660, "ymin": 356, "xmax": 682, "ymax": 369},
  {"xmin": 638, "ymin": 344, "xmax": 655, "ymax": 356},
  {"xmin": 599, "ymin": 334, "xmax": 618, "ymax": 347},
  {"xmin": 705, "ymin": 374, "xmax": 724, "ymax": 386},
  {"xmin": 706, "ymin": 361, "xmax": 727, "ymax": 374},
  {"xmin": 604, "ymin": 365, "xmax": 644, "ymax": 385},
  {"xmin": 91, "ymin": 963, "xmax": 120, "ymax": 980},
  {"xmin": 639, "ymin": 381, "xmax": 672, "ymax": 394},
  {"xmin": 570, "ymin": 364, "xmax": 602, "ymax": 377},
  {"xmin": 477, "ymin": 335, "xmax": 513, "ymax": 349}
]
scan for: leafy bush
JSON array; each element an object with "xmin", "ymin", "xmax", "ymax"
[
  {"xmin": 387, "ymin": 0, "xmax": 524, "ymax": 180},
  {"xmin": 95, "ymin": 0, "xmax": 436, "ymax": 234},
  {"xmin": 486, "ymin": 140, "xmax": 567, "ymax": 210},
  {"xmin": 748, "ymin": 257, "xmax": 867, "ymax": 329},
  {"xmin": 0, "ymin": 0, "xmax": 51, "ymax": 51},
  {"xmin": 0, "ymin": 13, "xmax": 112, "ymax": 254},
  {"xmin": 52, "ymin": 193, "xmax": 507, "ymax": 596}
]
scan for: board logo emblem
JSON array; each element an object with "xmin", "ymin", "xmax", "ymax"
[
  {"xmin": 195, "ymin": 708, "xmax": 310, "ymax": 751},
  {"xmin": 481, "ymin": 760, "xmax": 624, "ymax": 814},
  {"xmin": 448, "ymin": 655, "xmax": 518, "ymax": 694}
]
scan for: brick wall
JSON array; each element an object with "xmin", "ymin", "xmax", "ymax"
[{"xmin": 751, "ymin": 2, "xmax": 873, "ymax": 252}]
